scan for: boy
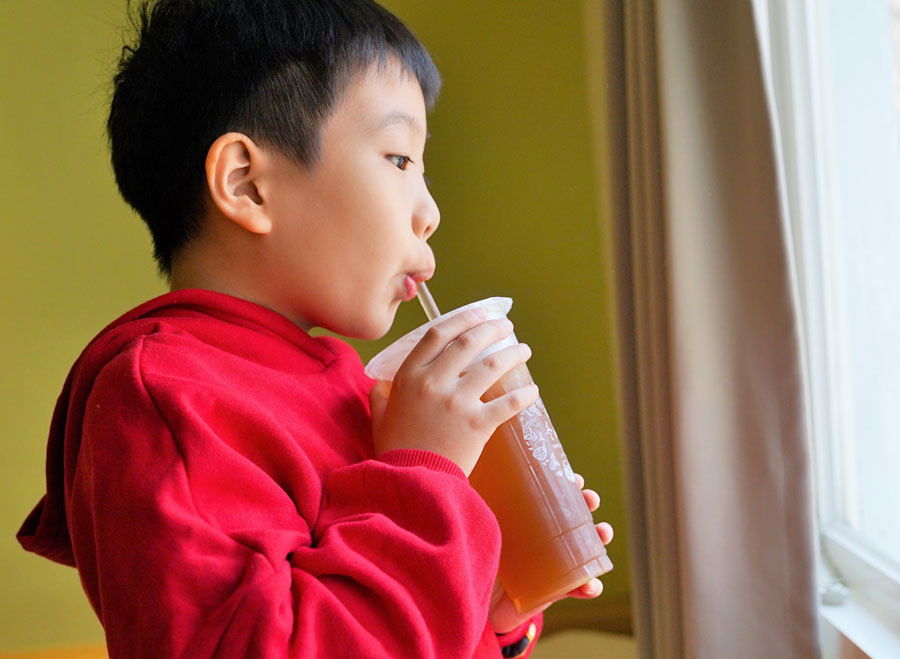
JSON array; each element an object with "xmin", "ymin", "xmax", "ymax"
[{"xmin": 18, "ymin": 1, "xmax": 612, "ymax": 656}]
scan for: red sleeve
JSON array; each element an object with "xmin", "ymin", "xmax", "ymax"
[
  {"xmin": 69, "ymin": 340, "xmax": 502, "ymax": 658},
  {"xmin": 493, "ymin": 615, "xmax": 544, "ymax": 658}
]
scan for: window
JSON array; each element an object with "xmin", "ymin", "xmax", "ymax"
[{"xmin": 760, "ymin": 0, "xmax": 900, "ymax": 654}]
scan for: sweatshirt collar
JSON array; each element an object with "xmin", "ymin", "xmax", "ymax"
[{"xmin": 110, "ymin": 288, "xmax": 339, "ymax": 365}]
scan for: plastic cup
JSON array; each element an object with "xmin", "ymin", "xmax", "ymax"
[{"xmin": 365, "ymin": 297, "xmax": 612, "ymax": 612}]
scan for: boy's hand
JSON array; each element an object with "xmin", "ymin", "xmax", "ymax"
[
  {"xmin": 369, "ymin": 308, "xmax": 538, "ymax": 476},
  {"xmin": 488, "ymin": 474, "xmax": 614, "ymax": 634}
]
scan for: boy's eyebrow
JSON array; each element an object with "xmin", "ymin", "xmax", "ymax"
[{"xmin": 374, "ymin": 111, "xmax": 429, "ymax": 140}]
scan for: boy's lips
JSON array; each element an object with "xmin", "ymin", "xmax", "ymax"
[{"xmin": 401, "ymin": 270, "xmax": 433, "ymax": 302}]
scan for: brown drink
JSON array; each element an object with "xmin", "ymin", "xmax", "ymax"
[{"xmin": 469, "ymin": 362, "xmax": 612, "ymax": 613}]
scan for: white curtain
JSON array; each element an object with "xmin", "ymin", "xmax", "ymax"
[{"xmin": 590, "ymin": 0, "xmax": 821, "ymax": 656}]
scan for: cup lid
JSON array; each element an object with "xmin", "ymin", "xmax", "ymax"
[{"xmin": 365, "ymin": 296, "xmax": 512, "ymax": 381}]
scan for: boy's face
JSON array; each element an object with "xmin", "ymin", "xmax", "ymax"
[{"xmin": 261, "ymin": 61, "xmax": 439, "ymax": 340}]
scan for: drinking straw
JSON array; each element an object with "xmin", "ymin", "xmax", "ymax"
[{"xmin": 416, "ymin": 281, "xmax": 441, "ymax": 321}]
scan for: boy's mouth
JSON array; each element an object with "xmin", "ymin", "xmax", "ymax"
[
  {"xmin": 402, "ymin": 270, "xmax": 433, "ymax": 302},
  {"xmin": 403, "ymin": 275, "xmax": 418, "ymax": 301}
]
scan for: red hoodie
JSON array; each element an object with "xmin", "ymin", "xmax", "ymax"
[{"xmin": 18, "ymin": 289, "xmax": 541, "ymax": 658}]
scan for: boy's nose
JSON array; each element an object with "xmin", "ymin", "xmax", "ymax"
[{"xmin": 414, "ymin": 185, "xmax": 440, "ymax": 240}]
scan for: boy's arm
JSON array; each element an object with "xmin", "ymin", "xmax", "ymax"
[{"xmin": 71, "ymin": 341, "xmax": 500, "ymax": 659}]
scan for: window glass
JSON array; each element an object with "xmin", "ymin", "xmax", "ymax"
[{"xmin": 813, "ymin": 0, "xmax": 900, "ymax": 571}]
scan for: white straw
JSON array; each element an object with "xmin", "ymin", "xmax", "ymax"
[{"xmin": 416, "ymin": 281, "xmax": 441, "ymax": 320}]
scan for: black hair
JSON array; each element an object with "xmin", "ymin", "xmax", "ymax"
[{"xmin": 108, "ymin": 0, "xmax": 441, "ymax": 275}]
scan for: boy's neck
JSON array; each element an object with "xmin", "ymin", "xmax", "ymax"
[
  {"xmin": 168, "ymin": 224, "xmax": 314, "ymax": 332},
  {"xmin": 169, "ymin": 246, "xmax": 256, "ymax": 311}
]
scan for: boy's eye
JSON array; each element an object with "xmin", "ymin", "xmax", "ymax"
[{"xmin": 388, "ymin": 155, "xmax": 413, "ymax": 171}]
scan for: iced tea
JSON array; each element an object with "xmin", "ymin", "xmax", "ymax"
[{"xmin": 469, "ymin": 363, "xmax": 613, "ymax": 613}]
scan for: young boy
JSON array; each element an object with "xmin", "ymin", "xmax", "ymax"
[{"xmin": 18, "ymin": 1, "xmax": 612, "ymax": 656}]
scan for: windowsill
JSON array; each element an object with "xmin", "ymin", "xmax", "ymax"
[{"xmin": 820, "ymin": 593, "xmax": 900, "ymax": 659}]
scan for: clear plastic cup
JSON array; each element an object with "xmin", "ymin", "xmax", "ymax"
[{"xmin": 365, "ymin": 297, "xmax": 612, "ymax": 612}]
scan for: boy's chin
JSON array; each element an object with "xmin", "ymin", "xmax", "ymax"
[{"xmin": 336, "ymin": 310, "xmax": 397, "ymax": 342}]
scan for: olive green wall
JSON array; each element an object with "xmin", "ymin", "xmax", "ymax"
[
  {"xmin": 1, "ymin": 0, "xmax": 165, "ymax": 652},
  {"xmin": 0, "ymin": 0, "xmax": 627, "ymax": 651}
]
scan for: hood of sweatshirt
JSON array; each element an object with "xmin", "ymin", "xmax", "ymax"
[{"xmin": 17, "ymin": 289, "xmax": 341, "ymax": 565}]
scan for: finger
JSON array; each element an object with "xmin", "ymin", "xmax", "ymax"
[
  {"xmin": 402, "ymin": 307, "xmax": 490, "ymax": 367},
  {"xmin": 490, "ymin": 579, "xmax": 506, "ymax": 610},
  {"xmin": 582, "ymin": 488, "xmax": 601, "ymax": 512},
  {"xmin": 457, "ymin": 342, "xmax": 531, "ymax": 398},
  {"xmin": 368, "ymin": 380, "xmax": 391, "ymax": 433},
  {"xmin": 596, "ymin": 521, "xmax": 614, "ymax": 545},
  {"xmin": 574, "ymin": 473, "xmax": 585, "ymax": 490},
  {"xmin": 566, "ymin": 578, "xmax": 604, "ymax": 599},
  {"xmin": 427, "ymin": 317, "xmax": 515, "ymax": 378},
  {"xmin": 481, "ymin": 382, "xmax": 540, "ymax": 429}
]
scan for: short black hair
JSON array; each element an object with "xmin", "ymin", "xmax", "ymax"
[{"xmin": 108, "ymin": 0, "xmax": 441, "ymax": 275}]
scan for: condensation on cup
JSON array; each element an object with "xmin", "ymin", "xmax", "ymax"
[{"xmin": 366, "ymin": 297, "xmax": 612, "ymax": 613}]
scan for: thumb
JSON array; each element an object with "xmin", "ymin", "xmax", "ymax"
[{"xmin": 368, "ymin": 379, "xmax": 391, "ymax": 433}]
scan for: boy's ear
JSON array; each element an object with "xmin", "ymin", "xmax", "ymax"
[{"xmin": 205, "ymin": 132, "xmax": 272, "ymax": 235}]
